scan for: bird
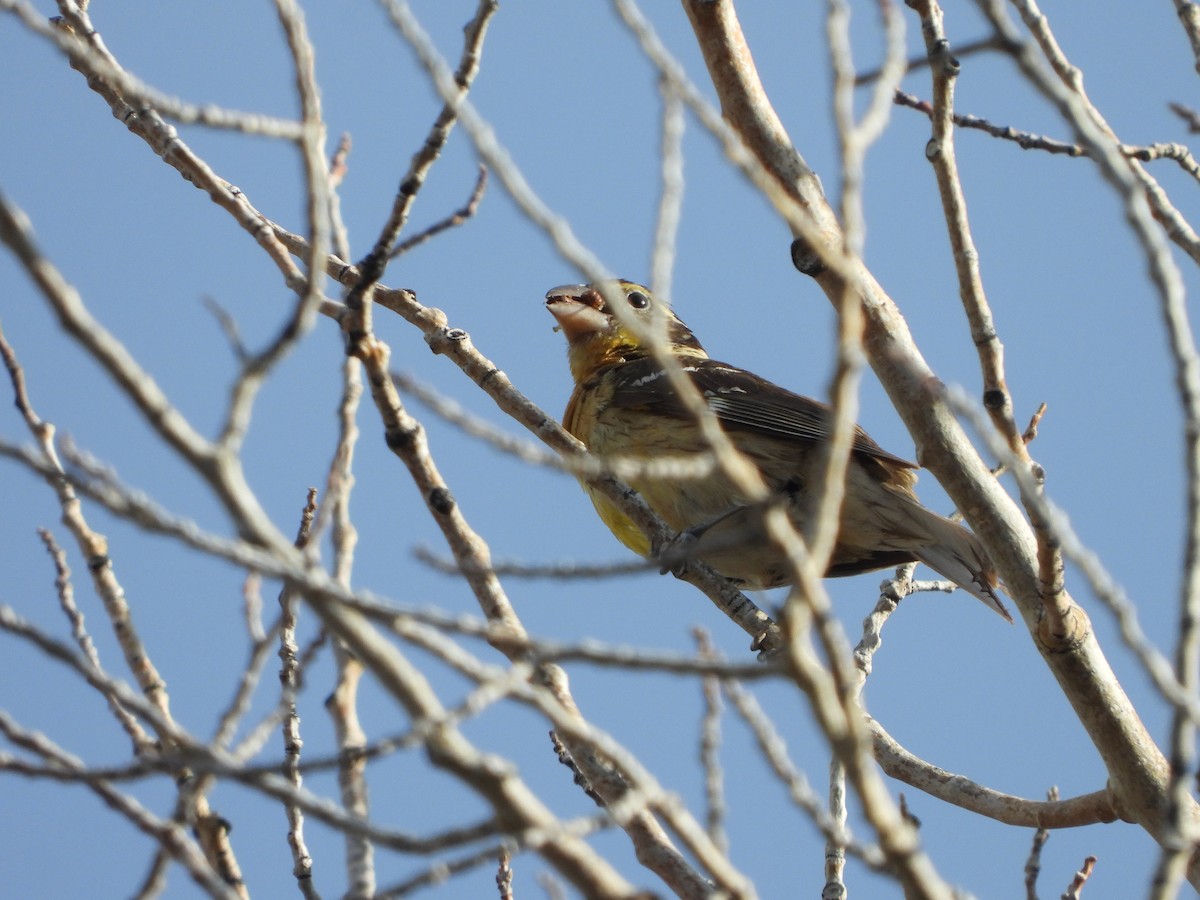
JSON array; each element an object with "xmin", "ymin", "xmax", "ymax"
[{"xmin": 545, "ymin": 279, "xmax": 1010, "ymax": 621}]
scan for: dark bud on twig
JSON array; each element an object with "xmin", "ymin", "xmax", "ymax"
[
  {"xmin": 931, "ymin": 40, "xmax": 960, "ymax": 78},
  {"xmin": 790, "ymin": 237, "xmax": 827, "ymax": 277}
]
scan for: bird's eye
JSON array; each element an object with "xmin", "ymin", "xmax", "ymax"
[{"xmin": 626, "ymin": 290, "xmax": 650, "ymax": 309}]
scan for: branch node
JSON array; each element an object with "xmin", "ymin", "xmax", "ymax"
[
  {"xmin": 1037, "ymin": 606, "xmax": 1090, "ymax": 652},
  {"xmin": 427, "ymin": 325, "xmax": 470, "ymax": 356},
  {"xmin": 790, "ymin": 237, "xmax": 828, "ymax": 277},
  {"xmin": 931, "ymin": 40, "xmax": 960, "ymax": 78},
  {"xmin": 428, "ymin": 487, "xmax": 456, "ymax": 516},
  {"xmin": 982, "ymin": 388, "xmax": 1007, "ymax": 411}
]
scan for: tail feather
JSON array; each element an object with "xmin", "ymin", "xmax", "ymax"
[
  {"xmin": 912, "ymin": 515, "xmax": 1012, "ymax": 622},
  {"xmin": 847, "ymin": 470, "xmax": 1012, "ymax": 621}
]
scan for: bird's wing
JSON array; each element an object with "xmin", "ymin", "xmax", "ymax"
[{"xmin": 608, "ymin": 357, "xmax": 917, "ymax": 469}]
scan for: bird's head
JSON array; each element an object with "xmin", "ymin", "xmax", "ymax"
[{"xmin": 545, "ymin": 280, "xmax": 706, "ymax": 381}]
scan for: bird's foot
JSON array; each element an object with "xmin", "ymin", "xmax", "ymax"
[
  {"xmin": 655, "ymin": 507, "xmax": 751, "ymax": 577},
  {"xmin": 654, "ymin": 527, "xmax": 704, "ymax": 577}
]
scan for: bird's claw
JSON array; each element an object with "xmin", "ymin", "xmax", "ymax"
[
  {"xmin": 655, "ymin": 528, "xmax": 703, "ymax": 577},
  {"xmin": 752, "ymin": 624, "xmax": 786, "ymax": 660}
]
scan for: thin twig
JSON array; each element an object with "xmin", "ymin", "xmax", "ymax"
[
  {"xmin": 693, "ymin": 629, "xmax": 728, "ymax": 856},
  {"xmin": 1024, "ymin": 786, "xmax": 1057, "ymax": 900},
  {"xmin": 0, "ymin": 711, "xmax": 239, "ymax": 899},
  {"xmin": 279, "ymin": 489, "xmax": 320, "ymax": 898},
  {"xmin": 217, "ymin": 0, "xmax": 331, "ymax": 457},
  {"xmin": 649, "ymin": 78, "xmax": 685, "ymax": 301},
  {"xmin": 1062, "ymin": 855, "xmax": 1097, "ymax": 899},
  {"xmin": 393, "ymin": 369, "xmax": 719, "ymax": 483},
  {"xmin": 389, "ymin": 164, "xmax": 488, "ymax": 259},
  {"xmin": 342, "ymin": 0, "xmax": 497, "ymax": 344},
  {"xmin": 1, "ymin": 0, "xmax": 304, "ymax": 138},
  {"xmin": 36, "ymin": 527, "xmax": 153, "ymax": 755},
  {"xmin": 414, "ymin": 545, "xmax": 656, "ymax": 580},
  {"xmin": 855, "ymin": 36, "xmax": 1001, "ymax": 85}
]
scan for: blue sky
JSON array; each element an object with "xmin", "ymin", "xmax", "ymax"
[{"xmin": 2, "ymin": 1, "xmax": 1198, "ymax": 896}]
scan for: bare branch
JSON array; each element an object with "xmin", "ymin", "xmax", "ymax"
[
  {"xmin": 0, "ymin": 710, "xmax": 240, "ymax": 899},
  {"xmin": 0, "ymin": 0, "xmax": 304, "ymax": 138},
  {"xmin": 1024, "ymin": 786, "xmax": 1056, "ymax": 899},
  {"xmin": 692, "ymin": 629, "xmax": 728, "ymax": 856},
  {"xmin": 389, "ymin": 164, "xmax": 489, "ymax": 260},
  {"xmin": 872, "ymin": 718, "xmax": 1116, "ymax": 827},
  {"xmin": 344, "ymin": 0, "xmax": 498, "ymax": 337}
]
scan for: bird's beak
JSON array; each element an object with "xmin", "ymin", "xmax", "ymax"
[{"xmin": 545, "ymin": 284, "xmax": 610, "ymax": 342}]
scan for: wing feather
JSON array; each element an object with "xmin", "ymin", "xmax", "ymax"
[{"xmin": 607, "ymin": 358, "xmax": 916, "ymax": 469}]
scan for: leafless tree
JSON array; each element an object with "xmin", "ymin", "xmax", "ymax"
[{"xmin": 2, "ymin": 1, "xmax": 1197, "ymax": 897}]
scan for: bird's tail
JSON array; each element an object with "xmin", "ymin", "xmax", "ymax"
[{"xmin": 911, "ymin": 513, "xmax": 1012, "ymax": 622}]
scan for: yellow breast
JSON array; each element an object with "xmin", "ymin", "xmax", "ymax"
[
  {"xmin": 582, "ymin": 484, "xmax": 653, "ymax": 556},
  {"xmin": 565, "ymin": 373, "xmax": 757, "ymax": 559},
  {"xmin": 564, "ymin": 375, "xmax": 654, "ymax": 556}
]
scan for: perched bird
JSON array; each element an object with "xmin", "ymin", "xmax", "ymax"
[{"xmin": 545, "ymin": 279, "xmax": 1010, "ymax": 621}]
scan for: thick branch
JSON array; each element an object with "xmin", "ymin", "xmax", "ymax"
[
  {"xmin": 871, "ymin": 719, "xmax": 1118, "ymax": 828},
  {"xmin": 681, "ymin": 0, "xmax": 1199, "ymax": 888}
]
